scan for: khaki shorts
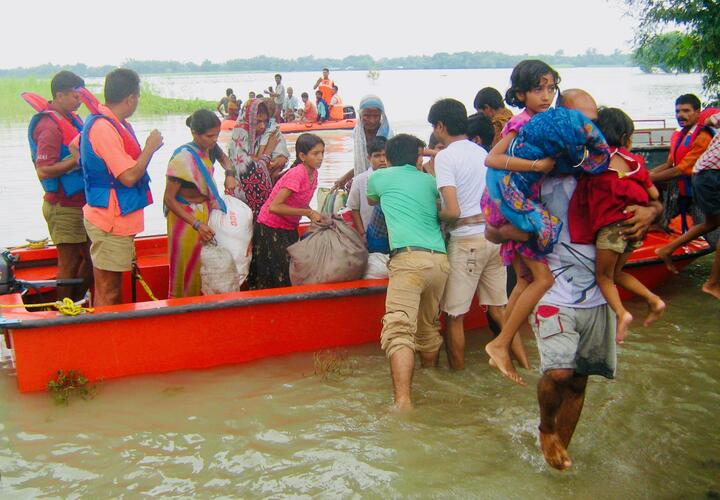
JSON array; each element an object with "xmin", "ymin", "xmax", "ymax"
[
  {"xmin": 441, "ymin": 234, "xmax": 508, "ymax": 317},
  {"xmin": 531, "ymin": 303, "xmax": 616, "ymax": 379},
  {"xmin": 42, "ymin": 201, "xmax": 87, "ymax": 245},
  {"xmin": 380, "ymin": 251, "xmax": 450, "ymax": 358},
  {"xmin": 84, "ymin": 219, "xmax": 135, "ymax": 272},
  {"xmin": 596, "ymin": 223, "xmax": 642, "ymax": 254}
]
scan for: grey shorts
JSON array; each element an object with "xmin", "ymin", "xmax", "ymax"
[{"xmin": 531, "ymin": 303, "xmax": 617, "ymax": 379}]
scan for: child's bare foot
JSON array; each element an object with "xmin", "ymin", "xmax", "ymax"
[
  {"xmin": 485, "ymin": 341, "xmax": 526, "ymax": 386},
  {"xmin": 702, "ymin": 282, "xmax": 720, "ymax": 300},
  {"xmin": 510, "ymin": 333, "xmax": 531, "ymax": 370},
  {"xmin": 616, "ymin": 311, "xmax": 633, "ymax": 344},
  {"xmin": 655, "ymin": 247, "xmax": 678, "ymax": 274},
  {"xmin": 643, "ymin": 296, "xmax": 666, "ymax": 326},
  {"xmin": 539, "ymin": 429, "xmax": 572, "ymax": 471}
]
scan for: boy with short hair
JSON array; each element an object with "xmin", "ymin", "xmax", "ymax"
[
  {"xmin": 315, "ymin": 90, "xmax": 329, "ymax": 123},
  {"xmin": 347, "ymin": 136, "xmax": 387, "ymax": 236}
]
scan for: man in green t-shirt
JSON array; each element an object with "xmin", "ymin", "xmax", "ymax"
[{"xmin": 367, "ymin": 134, "xmax": 449, "ymax": 410}]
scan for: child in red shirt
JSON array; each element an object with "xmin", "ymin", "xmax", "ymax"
[{"xmin": 569, "ymin": 107, "xmax": 666, "ymax": 343}]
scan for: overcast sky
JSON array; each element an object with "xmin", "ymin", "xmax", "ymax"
[{"xmin": 0, "ymin": 0, "xmax": 638, "ymax": 69}]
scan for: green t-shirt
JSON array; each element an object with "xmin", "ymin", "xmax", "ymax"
[{"xmin": 366, "ymin": 165, "xmax": 446, "ymax": 253}]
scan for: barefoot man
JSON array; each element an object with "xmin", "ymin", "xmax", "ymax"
[{"xmin": 489, "ymin": 173, "xmax": 661, "ymax": 470}]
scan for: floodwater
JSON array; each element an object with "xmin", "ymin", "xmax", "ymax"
[{"xmin": 0, "ymin": 68, "xmax": 718, "ymax": 497}]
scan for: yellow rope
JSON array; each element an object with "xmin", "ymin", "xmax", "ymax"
[
  {"xmin": 134, "ymin": 267, "xmax": 159, "ymax": 302},
  {"xmin": 8, "ymin": 238, "xmax": 50, "ymax": 250},
  {"xmin": 0, "ymin": 297, "xmax": 93, "ymax": 315}
]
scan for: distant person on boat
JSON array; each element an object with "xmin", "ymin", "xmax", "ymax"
[
  {"xmin": 466, "ymin": 113, "xmax": 495, "ymax": 152},
  {"xmin": 347, "ymin": 137, "xmax": 387, "ymax": 238},
  {"xmin": 367, "ymin": 134, "xmax": 448, "ymax": 410},
  {"xmin": 283, "ymin": 86, "xmax": 300, "ymax": 120},
  {"xmin": 264, "ymin": 74, "xmax": 285, "ymax": 122},
  {"xmin": 313, "ymin": 68, "xmax": 335, "ymax": 105},
  {"xmin": 251, "ymin": 133, "xmax": 324, "ymax": 289},
  {"xmin": 569, "ymin": 107, "xmax": 666, "ymax": 342},
  {"xmin": 329, "ymin": 85, "xmax": 344, "ymax": 121},
  {"xmin": 482, "ymin": 78, "xmax": 611, "ymax": 386},
  {"xmin": 164, "ymin": 110, "xmax": 223, "ymax": 298},
  {"xmin": 226, "ymin": 99, "xmax": 287, "ymax": 217},
  {"xmin": 655, "ymin": 111, "xmax": 720, "ymax": 299},
  {"xmin": 486, "ymin": 172, "xmax": 661, "ymax": 471},
  {"xmin": 315, "ymin": 90, "xmax": 330, "ymax": 123},
  {"xmin": 650, "ymin": 94, "xmax": 715, "ymax": 232},
  {"xmin": 300, "ymin": 92, "xmax": 318, "ymax": 123},
  {"xmin": 226, "ymin": 94, "xmax": 240, "ymax": 121},
  {"xmin": 27, "ymin": 70, "xmax": 92, "ymax": 301},
  {"xmin": 248, "ymin": 91, "xmax": 256, "ymax": 101},
  {"xmin": 474, "ymin": 87, "xmax": 514, "ymax": 147},
  {"xmin": 428, "ymin": 98, "xmax": 525, "ymax": 371},
  {"xmin": 334, "ymin": 94, "xmax": 393, "ymax": 189},
  {"xmin": 78, "ymin": 68, "xmax": 163, "ymax": 307},
  {"xmin": 216, "ymin": 88, "xmax": 233, "ymax": 118}
]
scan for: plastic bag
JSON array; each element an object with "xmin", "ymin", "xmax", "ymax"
[
  {"xmin": 363, "ymin": 252, "xmax": 389, "ymax": 279},
  {"xmin": 200, "ymin": 243, "xmax": 240, "ymax": 295},
  {"xmin": 287, "ymin": 215, "xmax": 368, "ymax": 285},
  {"xmin": 208, "ymin": 195, "xmax": 253, "ymax": 286},
  {"xmin": 317, "ymin": 187, "xmax": 347, "ymax": 215}
]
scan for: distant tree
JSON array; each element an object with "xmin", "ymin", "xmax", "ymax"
[{"xmin": 626, "ymin": 0, "xmax": 720, "ymax": 96}]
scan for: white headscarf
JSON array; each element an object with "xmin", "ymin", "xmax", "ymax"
[{"xmin": 353, "ymin": 95, "xmax": 392, "ymax": 177}]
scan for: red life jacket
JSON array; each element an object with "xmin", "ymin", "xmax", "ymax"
[{"xmin": 670, "ymin": 107, "xmax": 719, "ymax": 196}]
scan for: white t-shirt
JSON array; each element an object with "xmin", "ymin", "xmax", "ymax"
[
  {"xmin": 346, "ymin": 168, "xmax": 375, "ymax": 229},
  {"xmin": 434, "ymin": 139, "xmax": 487, "ymax": 236},
  {"xmin": 274, "ymin": 83, "xmax": 286, "ymax": 107},
  {"xmin": 540, "ymin": 176, "xmax": 605, "ymax": 308}
]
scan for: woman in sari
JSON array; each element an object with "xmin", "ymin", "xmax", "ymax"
[
  {"xmin": 334, "ymin": 94, "xmax": 393, "ymax": 188},
  {"xmin": 225, "ymin": 98, "xmax": 289, "ymax": 216},
  {"xmin": 164, "ymin": 109, "xmax": 224, "ymax": 298}
]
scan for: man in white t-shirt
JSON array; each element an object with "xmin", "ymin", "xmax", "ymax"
[
  {"xmin": 428, "ymin": 98, "xmax": 526, "ymax": 370},
  {"xmin": 488, "ymin": 174, "xmax": 660, "ymax": 471}
]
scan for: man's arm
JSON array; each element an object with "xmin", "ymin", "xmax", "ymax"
[
  {"xmin": 651, "ymin": 131, "xmax": 713, "ymax": 182},
  {"xmin": 91, "ymin": 123, "xmax": 164, "ymax": 188},
  {"xmin": 367, "ymin": 195, "xmax": 379, "ymax": 206},
  {"xmin": 34, "ymin": 121, "xmax": 78, "ymax": 179},
  {"xmin": 620, "ymin": 202, "xmax": 662, "ymax": 241},
  {"xmin": 438, "ymin": 186, "xmax": 460, "ymax": 223}
]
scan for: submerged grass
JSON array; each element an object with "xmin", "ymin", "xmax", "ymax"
[{"xmin": 0, "ymin": 77, "xmax": 216, "ymax": 123}]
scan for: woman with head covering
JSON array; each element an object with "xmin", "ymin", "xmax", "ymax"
[
  {"xmin": 225, "ymin": 99, "xmax": 289, "ymax": 217},
  {"xmin": 164, "ymin": 109, "xmax": 224, "ymax": 298},
  {"xmin": 334, "ymin": 94, "xmax": 393, "ymax": 188}
]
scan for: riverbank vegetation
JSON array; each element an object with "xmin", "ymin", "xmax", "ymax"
[
  {"xmin": 0, "ymin": 50, "xmax": 633, "ymax": 80},
  {"xmin": 0, "ymin": 77, "xmax": 215, "ymax": 122}
]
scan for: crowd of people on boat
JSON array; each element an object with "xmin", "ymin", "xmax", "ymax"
[
  {"xmin": 216, "ymin": 69, "xmax": 347, "ymax": 124},
  {"xmin": 25, "ymin": 61, "xmax": 720, "ymax": 471}
]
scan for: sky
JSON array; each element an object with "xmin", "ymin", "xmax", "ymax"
[{"xmin": 0, "ymin": 0, "xmax": 638, "ymax": 69}]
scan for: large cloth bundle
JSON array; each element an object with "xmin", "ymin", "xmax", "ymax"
[
  {"xmin": 200, "ymin": 243, "xmax": 240, "ymax": 295},
  {"xmin": 208, "ymin": 195, "xmax": 253, "ymax": 286},
  {"xmin": 287, "ymin": 215, "xmax": 368, "ymax": 285}
]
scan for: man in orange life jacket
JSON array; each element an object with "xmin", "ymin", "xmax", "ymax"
[
  {"xmin": 313, "ymin": 68, "xmax": 335, "ymax": 105},
  {"xmin": 78, "ymin": 68, "xmax": 163, "ymax": 307},
  {"xmin": 28, "ymin": 71, "xmax": 93, "ymax": 301},
  {"xmin": 650, "ymin": 94, "xmax": 715, "ymax": 231}
]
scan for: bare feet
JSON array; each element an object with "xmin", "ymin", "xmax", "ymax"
[
  {"xmin": 643, "ymin": 296, "xmax": 666, "ymax": 326},
  {"xmin": 702, "ymin": 282, "xmax": 720, "ymax": 300},
  {"xmin": 485, "ymin": 341, "xmax": 526, "ymax": 386},
  {"xmin": 510, "ymin": 333, "xmax": 531, "ymax": 370},
  {"xmin": 539, "ymin": 429, "xmax": 572, "ymax": 471},
  {"xmin": 392, "ymin": 398, "xmax": 413, "ymax": 412},
  {"xmin": 616, "ymin": 311, "xmax": 633, "ymax": 344},
  {"xmin": 655, "ymin": 247, "xmax": 679, "ymax": 274}
]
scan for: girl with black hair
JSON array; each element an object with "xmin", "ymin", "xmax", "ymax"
[{"xmin": 250, "ymin": 133, "xmax": 325, "ymax": 289}]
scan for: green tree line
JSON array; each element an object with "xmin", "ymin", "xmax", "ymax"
[{"xmin": 0, "ymin": 50, "xmax": 633, "ymax": 77}]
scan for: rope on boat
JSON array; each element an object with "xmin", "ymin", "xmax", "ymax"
[
  {"xmin": 133, "ymin": 264, "xmax": 159, "ymax": 302},
  {"xmin": 7, "ymin": 238, "xmax": 50, "ymax": 250},
  {"xmin": 0, "ymin": 297, "xmax": 93, "ymax": 316}
]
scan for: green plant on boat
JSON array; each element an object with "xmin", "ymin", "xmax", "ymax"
[
  {"xmin": 47, "ymin": 369, "xmax": 97, "ymax": 405},
  {"xmin": 313, "ymin": 349, "xmax": 357, "ymax": 381}
]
